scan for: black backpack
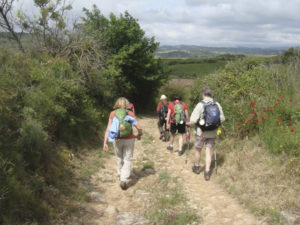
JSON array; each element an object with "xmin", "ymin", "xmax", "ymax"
[
  {"xmin": 159, "ymin": 102, "xmax": 169, "ymax": 120},
  {"xmin": 199, "ymin": 101, "xmax": 221, "ymax": 131}
]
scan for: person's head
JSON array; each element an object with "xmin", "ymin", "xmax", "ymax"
[
  {"xmin": 113, "ymin": 97, "xmax": 131, "ymax": 110},
  {"xmin": 173, "ymin": 94, "xmax": 182, "ymax": 101},
  {"xmin": 202, "ymin": 86, "xmax": 213, "ymax": 98},
  {"xmin": 160, "ymin": 94, "xmax": 167, "ymax": 103}
]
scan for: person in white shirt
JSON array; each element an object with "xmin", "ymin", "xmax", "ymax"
[{"xmin": 189, "ymin": 87, "xmax": 225, "ymax": 181}]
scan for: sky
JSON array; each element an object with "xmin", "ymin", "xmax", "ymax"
[{"xmin": 16, "ymin": 0, "xmax": 300, "ymax": 48}]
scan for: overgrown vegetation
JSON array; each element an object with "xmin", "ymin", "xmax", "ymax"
[
  {"xmin": 189, "ymin": 48, "xmax": 300, "ymax": 224},
  {"xmin": 191, "ymin": 49, "xmax": 300, "ymax": 156},
  {"xmin": 0, "ymin": 1, "xmax": 166, "ymax": 224}
]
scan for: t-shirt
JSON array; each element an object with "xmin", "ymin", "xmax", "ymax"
[
  {"xmin": 156, "ymin": 101, "xmax": 169, "ymax": 112},
  {"xmin": 109, "ymin": 110, "xmax": 135, "ymax": 139},
  {"xmin": 168, "ymin": 100, "xmax": 188, "ymax": 124}
]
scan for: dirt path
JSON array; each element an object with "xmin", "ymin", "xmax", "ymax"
[{"xmin": 76, "ymin": 117, "xmax": 266, "ymax": 225}]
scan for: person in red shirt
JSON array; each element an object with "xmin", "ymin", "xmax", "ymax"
[
  {"xmin": 166, "ymin": 94, "xmax": 189, "ymax": 156},
  {"xmin": 156, "ymin": 95, "xmax": 169, "ymax": 140}
]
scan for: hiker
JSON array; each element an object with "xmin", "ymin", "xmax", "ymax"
[
  {"xmin": 166, "ymin": 94, "xmax": 189, "ymax": 156},
  {"xmin": 103, "ymin": 97, "xmax": 143, "ymax": 190},
  {"xmin": 190, "ymin": 87, "xmax": 225, "ymax": 181},
  {"xmin": 156, "ymin": 95, "xmax": 169, "ymax": 141}
]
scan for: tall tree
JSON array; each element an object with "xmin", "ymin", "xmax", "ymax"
[{"xmin": 83, "ymin": 6, "xmax": 167, "ymax": 108}]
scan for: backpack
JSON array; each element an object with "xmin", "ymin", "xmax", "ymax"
[
  {"xmin": 159, "ymin": 102, "xmax": 169, "ymax": 120},
  {"xmin": 174, "ymin": 102, "xmax": 186, "ymax": 124},
  {"xmin": 115, "ymin": 109, "xmax": 132, "ymax": 138},
  {"xmin": 199, "ymin": 101, "xmax": 221, "ymax": 131}
]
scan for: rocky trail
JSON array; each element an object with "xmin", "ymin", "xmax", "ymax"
[{"xmin": 72, "ymin": 117, "xmax": 267, "ymax": 225}]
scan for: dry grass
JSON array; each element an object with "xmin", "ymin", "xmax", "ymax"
[{"xmin": 215, "ymin": 136, "xmax": 300, "ymax": 224}]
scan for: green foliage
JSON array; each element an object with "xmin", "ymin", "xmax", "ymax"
[
  {"xmin": 0, "ymin": 3, "xmax": 166, "ymax": 223},
  {"xmin": 190, "ymin": 54, "xmax": 300, "ymax": 156},
  {"xmin": 0, "ymin": 50, "xmax": 104, "ymax": 224},
  {"xmin": 83, "ymin": 6, "xmax": 167, "ymax": 110},
  {"xmin": 158, "ymin": 83, "xmax": 190, "ymax": 106}
]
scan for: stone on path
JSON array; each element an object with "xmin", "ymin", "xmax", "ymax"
[
  {"xmin": 105, "ymin": 205, "xmax": 119, "ymax": 217},
  {"xmin": 116, "ymin": 212, "xmax": 149, "ymax": 225},
  {"xmin": 88, "ymin": 191, "xmax": 106, "ymax": 203}
]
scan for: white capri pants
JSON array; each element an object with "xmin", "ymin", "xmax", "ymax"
[{"xmin": 113, "ymin": 138, "xmax": 135, "ymax": 182}]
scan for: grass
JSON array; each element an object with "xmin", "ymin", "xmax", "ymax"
[
  {"xmin": 215, "ymin": 137, "xmax": 300, "ymax": 224},
  {"xmin": 52, "ymin": 147, "xmax": 107, "ymax": 223},
  {"xmin": 146, "ymin": 171, "xmax": 201, "ymax": 225},
  {"xmin": 142, "ymin": 131, "xmax": 155, "ymax": 145}
]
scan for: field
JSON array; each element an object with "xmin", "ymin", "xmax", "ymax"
[
  {"xmin": 168, "ymin": 61, "xmax": 226, "ymax": 78},
  {"xmin": 163, "ymin": 55, "xmax": 244, "ymax": 79},
  {"xmin": 156, "ymin": 45, "xmax": 284, "ymax": 58}
]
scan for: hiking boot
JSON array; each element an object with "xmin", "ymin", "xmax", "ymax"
[
  {"xmin": 120, "ymin": 181, "xmax": 127, "ymax": 190},
  {"xmin": 159, "ymin": 134, "xmax": 164, "ymax": 140},
  {"xmin": 167, "ymin": 145, "xmax": 173, "ymax": 151},
  {"xmin": 192, "ymin": 165, "xmax": 201, "ymax": 174},
  {"xmin": 178, "ymin": 149, "xmax": 184, "ymax": 156},
  {"xmin": 204, "ymin": 170, "xmax": 210, "ymax": 181}
]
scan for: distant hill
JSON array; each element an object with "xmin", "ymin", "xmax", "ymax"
[{"xmin": 155, "ymin": 45, "xmax": 285, "ymax": 58}]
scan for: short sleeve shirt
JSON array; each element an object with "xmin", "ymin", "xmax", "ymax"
[
  {"xmin": 109, "ymin": 110, "xmax": 135, "ymax": 139},
  {"xmin": 168, "ymin": 101, "xmax": 188, "ymax": 123}
]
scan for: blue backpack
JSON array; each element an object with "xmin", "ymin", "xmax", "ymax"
[{"xmin": 199, "ymin": 101, "xmax": 221, "ymax": 131}]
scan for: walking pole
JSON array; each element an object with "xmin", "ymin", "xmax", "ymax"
[
  {"xmin": 214, "ymin": 148, "xmax": 217, "ymax": 175},
  {"xmin": 185, "ymin": 126, "xmax": 190, "ymax": 164}
]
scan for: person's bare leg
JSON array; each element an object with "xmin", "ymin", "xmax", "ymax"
[
  {"xmin": 170, "ymin": 133, "xmax": 175, "ymax": 145},
  {"xmin": 205, "ymin": 146, "xmax": 212, "ymax": 172},
  {"xmin": 178, "ymin": 134, "xmax": 183, "ymax": 150},
  {"xmin": 194, "ymin": 147, "xmax": 202, "ymax": 166},
  {"xmin": 167, "ymin": 133, "xmax": 175, "ymax": 151}
]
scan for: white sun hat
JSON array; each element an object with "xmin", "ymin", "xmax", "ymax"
[{"xmin": 160, "ymin": 95, "xmax": 167, "ymax": 100}]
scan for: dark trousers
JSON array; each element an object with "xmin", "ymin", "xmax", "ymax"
[{"xmin": 158, "ymin": 117, "xmax": 168, "ymax": 134}]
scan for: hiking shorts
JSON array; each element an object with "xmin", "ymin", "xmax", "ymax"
[
  {"xmin": 195, "ymin": 135, "xmax": 215, "ymax": 149},
  {"xmin": 170, "ymin": 122, "xmax": 186, "ymax": 134}
]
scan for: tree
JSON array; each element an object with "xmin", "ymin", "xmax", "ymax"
[
  {"xmin": 83, "ymin": 6, "xmax": 167, "ymax": 108},
  {"xmin": 17, "ymin": 0, "xmax": 73, "ymax": 56},
  {"xmin": 0, "ymin": 0, "xmax": 24, "ymax": 52}
]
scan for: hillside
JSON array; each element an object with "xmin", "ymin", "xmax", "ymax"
[{"xmin": 156, "ymin": 45, "xmax": 285, "ymax": 58}]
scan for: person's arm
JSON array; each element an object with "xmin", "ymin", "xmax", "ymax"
[
  {"xmin": 185, "ymin": 109, "xmax": 189, "ymax": 125},
  {"xmin": 166, "ymin": 109, "xmax": 171, "ymax": 129},
  {"xmin": 218, "ymin": 103, "xmax": 225, "ymax": 123},
  {"xmin": 190, "ymin": 103, "xmax": 202, "ymax": 126},
  {"xmin": 103, "ymin": 118, "xmax": 113, "ymax": 152},
  {"xmin": 156, "ymin": 102, "xmax": 161, "ymax": 113},
  {"xmin": 134, "ymin": 123, "xmax": 143, "ymax": 140}
]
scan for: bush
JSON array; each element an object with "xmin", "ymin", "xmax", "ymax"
[
  {"xmin": 190, "ymin": 57, "xmax": 300, "ymax": 156},
  {"xmin": 0, "ymin": 51, "xmax": 103, "ymax": 224}
]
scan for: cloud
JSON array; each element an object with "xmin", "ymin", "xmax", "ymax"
[{"xmin": 14, "ymin": 0, "xmax": 300, "ymax": 47}]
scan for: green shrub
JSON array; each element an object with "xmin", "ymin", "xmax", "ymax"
[
  {"xmin": 0, "ymin": 51, "xmax": 103, "ymax": 224},
  {"xmin": 190, "ymin": 57, "xmax": 300, "ymax": 156}
]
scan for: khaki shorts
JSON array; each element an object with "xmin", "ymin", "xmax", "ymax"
[{"xmin": 195, "ymin": 135, "xmax": 216, "ymax": 149}]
